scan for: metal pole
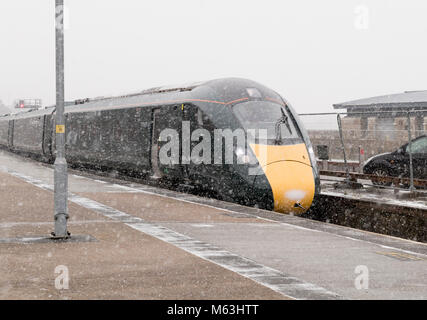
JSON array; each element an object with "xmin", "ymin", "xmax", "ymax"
[
  {"xmin": 53, "ymin": 0, "xmax": 69, "ymax": 238},
  {"xmin": 337, "ymin": 114, "xmax": 350, "ymax": 179},
  {"xmin": 407, "ymin": 111, "xmax": 415, "ymax": 192}
]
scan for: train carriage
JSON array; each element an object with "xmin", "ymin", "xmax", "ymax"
[{"xmin": 0, "ymin": 78, "xmax": 320, "ymax": 214}]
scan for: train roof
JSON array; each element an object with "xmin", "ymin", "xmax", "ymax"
[
  {"xmin": 0, "ymin": 107, "xmax": 55, "ymax": 121},
  {"xmin": 0, "ymin": 78, "xmax": 284, "ymax": 120},
  {"xmin": 63, "ymin": 78, "xmax": 283, "ymax": 113}
]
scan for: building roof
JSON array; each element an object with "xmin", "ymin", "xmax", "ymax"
[{"xmin": 334, "ymin": 90, "xmax": 427, "ymax": 110}]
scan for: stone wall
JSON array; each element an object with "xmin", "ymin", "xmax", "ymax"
[
  {"xmin": 304, "ymin": 194, "xmax": 427, "ymax": 243},
  {"xmin": 308, "ymin": 130, "xmax": 409, "ymax": 161}
]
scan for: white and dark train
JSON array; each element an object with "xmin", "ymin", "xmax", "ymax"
[{"xmin": 0, "ymin": 78, "xmax": 320, "ymax": 214}]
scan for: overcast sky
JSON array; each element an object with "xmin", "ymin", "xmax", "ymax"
[{"xmin": 0, "ymin": 0, "xmax": 426, "ymax": 113}]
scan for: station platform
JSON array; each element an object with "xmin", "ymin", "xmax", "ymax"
[{"xmin": 0, "ymin": 150, "xmax": 426, "ymax": 300}]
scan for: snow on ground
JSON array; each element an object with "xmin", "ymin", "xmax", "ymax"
[{"xmin": 320, "ymin": 178, "xmax": 427, "ymax": 210}]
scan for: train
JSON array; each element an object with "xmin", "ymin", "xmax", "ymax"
[{"xmin": 0, "ymin": 78, "xmax": 320, "ymax": 214}]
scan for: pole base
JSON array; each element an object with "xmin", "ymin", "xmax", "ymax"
[
  {"xmin": 0, "ymin": 234, "xmax": 96, "ymax": 244},
  {"xmin": 51, "ymin": 231, "xmax": 71, "ymax": 240}
]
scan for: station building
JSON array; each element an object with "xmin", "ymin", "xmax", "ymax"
[{"xmin": 333, "ymin": 90, "xmax": 427, "ymax": 140}]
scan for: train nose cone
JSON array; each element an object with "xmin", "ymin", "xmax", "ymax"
[
  {"xmin": 263, "ymin": 161, "xmax": 315, "ymax": 214},
  {"xmin": 249, "ymin": 143, "xmax": 316, "ymax": 214}
]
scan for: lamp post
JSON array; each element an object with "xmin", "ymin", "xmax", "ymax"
[
  {"xmin": 407, "ymin": 111, "xmax": 415, "ymax": 192},
  {"xmin": 53, "ymin": 0, "xmax": 69, "ymax": 238}
]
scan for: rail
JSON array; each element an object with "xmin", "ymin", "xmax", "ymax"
[{"xmin": 320, "ymin": 170, "xmax": 427, "ymax": 188}]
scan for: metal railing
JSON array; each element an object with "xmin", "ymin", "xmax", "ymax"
[{"xmin": 299, "ymin": 109, "xmax": 427, "ymax": 193}]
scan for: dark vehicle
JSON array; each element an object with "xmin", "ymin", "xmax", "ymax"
[
  {"xmin": 0, "ymin": 78, "xmax": 320, "ymax": 214},
  {"xmin": 363, "ymin": 135, "xmax": 427, "ymax": 185}
]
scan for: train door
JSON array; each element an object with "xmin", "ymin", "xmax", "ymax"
[
  {"xmin": 151, "ymin": 106, "xmax": 184, "ymax": 180},
  {"xmin": 182, "ymin": 105, "xmax": 207, "ymax": 180},
  {"xmin": 151, "ymin": 109, "xmax": 162, "ymax": 178}
]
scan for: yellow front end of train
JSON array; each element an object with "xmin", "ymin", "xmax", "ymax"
[{"xmin": 250, "ymin": 143, "xmax": 316, "ymax": 214}]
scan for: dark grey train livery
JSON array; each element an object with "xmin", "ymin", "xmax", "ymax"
[{"xmin": 0, "ymin": 78, "xmax": 319, "ymax": 214}]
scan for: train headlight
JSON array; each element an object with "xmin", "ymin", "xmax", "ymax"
[{"xmin": 235, "ymin": 147, "xmax": 252, "ymax": 165}]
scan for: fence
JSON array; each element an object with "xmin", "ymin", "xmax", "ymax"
[{"xmin": 299, "ymin": 110, "xmax": 427, "ymax": 192}]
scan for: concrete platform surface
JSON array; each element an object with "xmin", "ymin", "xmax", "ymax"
[{"xmin": 0, "ymin": 150, "xmax": 426, "ymax": 300}]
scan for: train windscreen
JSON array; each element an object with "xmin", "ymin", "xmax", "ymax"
[{"xmin": 233, "ymin": 101, "xmax": 302, "ymax": 144}]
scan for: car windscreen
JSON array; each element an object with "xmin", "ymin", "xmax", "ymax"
[
  {"xmin": 233, "ymin": 101, "xmax": 302, "ymax": 144},
  {"xmin": 406, "ymin": 136, "xmax": 427, "ymax": 154}
]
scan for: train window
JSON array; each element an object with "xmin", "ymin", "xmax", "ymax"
[
  {"xmin": 181, "ymin": 104, "xmax": 198, "ymax": 122},
  {"xmin": 233, "ymin": 101, "xmax": 301, "ymax": 142}
]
